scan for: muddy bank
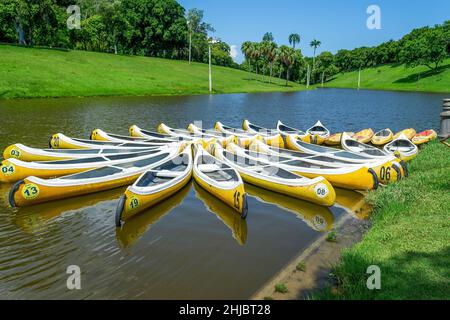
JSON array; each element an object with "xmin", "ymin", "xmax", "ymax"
[{"xmin": 251, "ymin": 214, "xmax": 370, "ymax": 300}]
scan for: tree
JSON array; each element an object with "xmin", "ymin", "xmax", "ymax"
[
  {"xmin": 241, "ymin": 41, "xmax": 253, "ymax": 75},
  {"xmin": 288, "ymin": 33, "xmax": 300, "ymax": 49},
  {"xmin": 99, "ymin": 0, "xmax": 131, "ymax": 54},
  {"xmin": 310, "ymin": 39, "xmax": 321, "ymax": 69},
  {"xmin": 315, "ymin": 51, "xmax": 337, "ymax": 83},
  {"xmin": 210, "ymin": 40, "xmax": 234, "ymax": 67},
  {"xmin": 261, "ymin": 41, "xmax": 278, "ymax": 83},
  {"xmin": 262, "ymin": 32, "xmax": 274, "ymax": 42},
  {"xmin": 399, "ymin": 26, "xmax": 449, "ymax": 71},
  {"xmin": 118, "ymin": 0, "xmax": 188, "ymax": 56},
  {"xmin": 278, "ymin": 45, "xmax": 296, "ymax": 85},
  {"xmin": 250, "ymin": 42, "xmax": 261, "ymax": 77},
  {"xmin": 186, "ymin": 8, "xmax": 214, "ymax": 63},
  {"xmin": 293, "ymin": 49, "xmax": 305, "ymax": 83}
]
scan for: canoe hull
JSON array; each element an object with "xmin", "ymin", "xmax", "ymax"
[
  {"xmin": 0, "ymin": 159, "xmax": 99, "ymax": 183},
  {"xmin": 412, "ymin": 130, "xmax": 437, "ymax": 145},
  {"xmin": 238, "ymin": 170, "xmax": 336, "ymax": 206},
  {"xmin": 193, "ymin": 168, "xmax": 246, "ymax": 215},
  {"xmin": 10, "ymin": 174, "xmax": 141, "ymax": 207},
  {"xmin": 120, "ymin": 171, "xmax": 192, "ymax": 221}
]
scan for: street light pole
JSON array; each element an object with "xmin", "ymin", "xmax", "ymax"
[
  {"xmin": 208, "ymin": 43, "xmax": 212, "ymax": 93},
  {"xmin": 187, "ymin": 20, "xmax": 192, "ymax": 65}
]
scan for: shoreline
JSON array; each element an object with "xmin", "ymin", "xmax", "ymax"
[
  {"xmin": 1, "ymin": 86, "xmax": 449, "ymax": 102},
  {"xmin": 252, "ymin": 141, "xmax": 449, "ymax": 300},
  {"xmin": 251, "ymin": 213, "xmax": 370, "ymax": 300}
]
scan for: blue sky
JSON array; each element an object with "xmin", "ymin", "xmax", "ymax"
[{"xmin": 178, "ymin": 0, "xmax": 450, "ymax": 63}]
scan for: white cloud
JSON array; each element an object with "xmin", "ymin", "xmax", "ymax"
[{"xmin": 229, "ymin": 45, "xmax": 238, "ymax": 60}]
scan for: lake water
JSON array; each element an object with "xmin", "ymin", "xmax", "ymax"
[{"xmin": 0, "ymin": 88, "xmax": 445, "ymax": 299}]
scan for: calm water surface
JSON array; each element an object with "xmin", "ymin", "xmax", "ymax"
[{"xmin": 0, "ymin": 89, "xmax": 445, "ymax": 299}]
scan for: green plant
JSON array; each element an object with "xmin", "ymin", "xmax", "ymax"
[
  {"xmin": 326, "ymin": 231, "xmax": 337, "ymax": 242},
  {"xmin": 275, "ymin": 283, "xmax": 288, "ymax": 293},
  {"xmin": 296, "ymin": 261, "xmax": 306, "ymax": 272}
]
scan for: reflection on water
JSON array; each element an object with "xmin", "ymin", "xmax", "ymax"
[
  {"xmin": 116, "ymin": 183, "xmax": 191, "ymax": 248},
  {"xmin": 334, "ymin": 188, "xmax": 372, "ymax": 220},
  {"xmin": 14, "ymin": 187, "xmax": 126, "ymax": 234},
  {"xmin": 0, "ymin": 89, "xmax": 439, "ymax": 298},
  {"xmin": 193, "ymin": 182, "xmax": 247, "ymax": 246},
  {"xmin": 245, "ymin": 183, "xmax": 334, "ymax": 232}
]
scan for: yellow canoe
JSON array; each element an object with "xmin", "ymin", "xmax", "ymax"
[
  {"xmin": 371, "ymin": 129, "xmax": 394, "ymax": 146},
  {"xmin": 384, "ymin": 133, "xmax": 419, "ymax": 162},
  {"xmin": 115, "ymin": 148, "xmax": 193, "ymax": 225},
  {"xmin": 212, "ymin": 143, "xmax": 336, "ymax": 206},
  {"xmin": 116, "ymin": 182, "xmax": 191, "ymax": 248},
  {"xmin": 306, "ymin": 121, "xmax": 330, "ymax": 145},
  {"xmin": 2, "ymin": 143, "xmax": 159, "ymax": 162},
  {"xmin": 0, "ymin": 148, "xmax": 171, "ymax": 183},
  {"xmin": 49, "ymin": 133, "xmax": 161, "ymax": 150},
  {"xmin": 412, "ymin": 130, "xmax": 437, "ymax": 145},
  {"xmin": 192, "ymin": 143, "xmax": 247, "ymax": 217},
  {"xmin": 9, "ymin": 147, "xmax": 181, "ymax": 207},
  {"xmin": 393, "ymin": 128, "xmax": 416, "ymax": 140},
  {"xmin": 353, "ymin": 128, "xmax": 374, "ymax": 143},
  {"xmin": 324, "ymin": 132, "xmax": 355, "ymax": 146}
]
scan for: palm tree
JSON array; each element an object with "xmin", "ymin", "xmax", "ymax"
[
  {"xmin": 288, "ymin": 33, "xmax": 301, "ymax": 49},
  {"xmin": 261, "ymin": 41, "xmax": 278, "ymax": 83},
  {"xmin": 278, "ymin": 45, "xmax": 296, "ymax": 86},
  {"xmin": 310, "ymin": 39, "xmax": 321, "ymax": 69},
  {"xmin": 263, "ymin": 32, "xmax": 274, "ymax": 42},
  {"xmin": 241, "ymin": 41, "xmax": 253, "ymax": 76},
  {"xmin": 250, "ymin": 42, "xmax": 261, "ymax": 77}
]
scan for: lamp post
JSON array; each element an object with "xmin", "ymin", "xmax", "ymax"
[
  {"xmin": 208, "ymin": 38, "xmax": 218, "ymax": 94},
  {"xmin": 187, "ymin": 20, "xmax": 192, "ymax": 64}
]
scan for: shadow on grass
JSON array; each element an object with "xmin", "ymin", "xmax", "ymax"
[
  {"xmin": 394, "ymin": 64, "xmax": 449, "ymax": 84},
  {"xmin": 320, "ymin": 245, "xmax": 450, "ymax": 300}
]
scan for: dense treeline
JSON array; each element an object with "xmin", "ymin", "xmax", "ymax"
[
  {"xmin": 0, "ymin": 0, "xmax": 237, "ymax": 68},
  {"xmin": 242, "ymin": 21, "xmax": 450, "ymax": 85}
]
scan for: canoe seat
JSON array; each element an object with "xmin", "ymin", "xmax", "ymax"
[
  {"xmin": 198, "ymin": 164, "xmax": 221, "ymax": 173},
  {"xmin": 249, "ymin": 167, "xmax": 264, "ymax": 173},
  {"xmin": 155, "ymin": 170, "xmax": 184, "ymax": 178}
]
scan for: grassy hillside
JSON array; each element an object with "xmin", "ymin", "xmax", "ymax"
[
  {"xmin": 323, "ymin": 59, "xmax": 450, "ymax": 93},
  {"xmin": 0, "ymin": 45, "xmax": 304, "ymax": 99}
]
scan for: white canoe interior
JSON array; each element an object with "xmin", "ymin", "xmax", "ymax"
[
  {"xmin": 384, "ymin": 133, "xmax": 418, "ymax": 155},
  {"xmin": 215, "ymin": 145, "xmax": 325, "ymax": 186},
  {"xmin": 306, "ymin": 120, "xmax": 330, "ymax": 137},
  {"xmin": 277, "ymin": 121, "xmax": 307, "ymax": 135},
  {"xmin": 193, "ymin": 145, "xmax": 243, "ymax": 190},
  {"xmin": 94, "ymin": 129, "xmax": 176, "ymax": 144},
  {"xmin": 56, "ymin": 133, "xmax": 171, "ymax": 149},
  {"xmin": 128, "ymin": 150, "xmax": 193, "ymax": 195},
  {"xmin": 374, "ymin": 129, "xmax": 392, "ymax": 138},
  {"xmin": 26, "ymin": 149, "xmax": 179, "ymax": 187},
  {"xmin": 341, "ymin": 133, "xmax": 388, "ymax": 157}
]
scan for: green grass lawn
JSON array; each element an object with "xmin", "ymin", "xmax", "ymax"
[
  {"xmin": 0, "ymin": 44, "xmax": 304, "ymax": 99},
  {"xmin": 316, "ymin": 141, "xmax": 450, "ymax": 299},
  {"xmin": 323, "ymin": 59, "xmax": 450, "ymax": 93}
]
